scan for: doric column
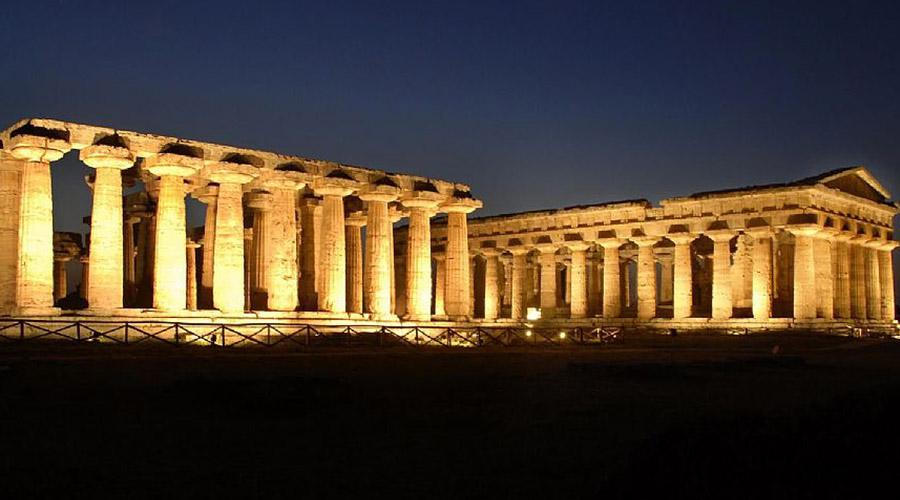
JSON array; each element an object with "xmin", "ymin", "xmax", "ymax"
[
  {"xmin": 53, "ymin": 256, "xmax": 70, "ymax": 303},
  {"xmin": 388, "ymin": 207, "xmax": 405, "ymax": 315},
  {"xmin": 204, "ymin": 162, "xmax": 257, "ymax": 314},
  {"xmin": 510, "ymin": 248, "xmax": 529, "ymax": 320},
  {"xmin": 81, "ymin": 144, "xmax": 135, "ymax": 310},
  {"xmin": 668, "ymin": 234, "xmax": 695, "ymax": 319},
  {"xmin": 501, "ymin": 255, "xmax": 512, "ymax": 308},
  {"xmin": 563, "ymin": 259, "xmax": 572, "ymax": 305},
  {"xmin": 245, "ymin": 191, "xmax": 272, "ymax": 309},
  {"xmin": 0, "ymin": 155, "xmax": 23, "ymax": 312},
  {"xmin": 442, "ymin": 198, "xmax": 481, "ymax": 320},
  {"xmin": 469, "ymin": 254, "xmax": 477, "ymax": 317},
  {"xmin": 878, "ymin": 241, "xmax": 897, "ymax": 320},
  {"xmin": 265, "ymin": 175, "xmax": 305, "ymax": 312},
  {"xmin": 864, "ymin": 239, "xmax": 883, "ymax": 320},
  {"xmin": 567, "ymin": 242, "xmax": 590, "ymax": 319},
  {"xmin": 746, "ymin": 228, "xmax": 773, "ymax": 320},
  {"xmin": 482, "ymin": 249, "xmax": 501, "ymax": 320},
  {"xmin": 849, "ymin": 234, "xmax": 868, "ymax": 319},
  {"xmin": 345, "ymin": 213, "xmax": 365, "ymax": 314},
  {"xmin": 598, "ymin": 239, "xmax": 623, "ymax": 318},
  {"xmin": 401, "ymin": 193, "xmax": 441, "ymax": 321},
  {"xmin": 787, "ymin": 225, "xmax": 818, "ymax": 320},
  {"xmin": 79, "ymin": 255, "xmax": 90, "ymax": 301},
  {"xmin": 832, "ymin": 232, "xmax": 853, "ymax": 319},
  {"xmin": 707, "ymin": 230, "xmax": 734, "ymax": 320},
  {"xmin": 298, "ymin": 197, "xmax": 321, "ymax": 311},
  {"xmin": 123, "ymin": 216, "xmax": 139, "ymax": 306},
  {"xmin": 314, "ymin": 178, "xmax": 358, "ymax": 313},
  {"xmin": 186, "ymin": 241, "xmax": 200, "ymax": 310},
  {"xmin": 537, "ymin": 246, "xmax": 558, "ymax": 318},
  {"xmin": 587, "ymin": 252, "xmax": 601, "ymax": 316},
  {"xmin": 359, "ymin": 184, "xmax": 400, "ymax": 319},
  {"xmin": 243, "ymin": 228, "xmax": 253, "ymax": 311},
  {"xmin": 144, "ymin": 153, "xmax": 201, "ymax": 312},
  {"xmin": 633, "ymin": 236, "xmax": 659, "ymax": 320},
  {"xmin": 8, "ymin": 133, "xmax": 71, "ymax": 313},
  {"xmin": 195, "ymin": 186, "xmax": 218, "ymax": 309},
  {"xmin": 813, "ymin": 229, "xmax": 835, "ymax": 319},
  {"xmin": 433, "ymin": 253, "xmax": 447, "ymax": 317},
  {"xmin": 658, "ymin": 254, "xmax": 674, "ymax": 304}
]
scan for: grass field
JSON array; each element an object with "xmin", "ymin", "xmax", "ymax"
[{"xmin": 1, "ymin": 332, "xmax": 898, "ymax": 498}]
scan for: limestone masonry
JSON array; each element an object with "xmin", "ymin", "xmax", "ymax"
[{"xmin": 0, "ymin": 117, "xmax": 897, "ymax": 333}]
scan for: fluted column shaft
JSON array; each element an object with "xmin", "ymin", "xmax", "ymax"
[
  {"xmin": 599, "ymin": 241, "xmax": 622, "ymax": 318},
  {"xmin": 709, "ymin": 232, "xmax": 733, "ymax": 320},
  {"xmin": 123, "ymin": 217, "xmax": 138, "ymax": 305},
  {"xmin": 879, "ymin": 244, "xmax": 896, "ymax": 320},
  {"xmin": 152, "ymin": 175, "xmax": 187, "ymax": 310},
  {"xmin": 199, "ymin": 197, "xmax": 217, "ymax": 310},
  {"xmin": 186, "ymin": 242, "xmax": 199, "ymax": 310},
  {"xmin": 0, "ymin": 159, "xmax": 22, "ymax": 312},
  {"xmin": 833, "ymin": 236, "xmax": 852, "ymax": 319},
  {"xmin": 249, "ymin": 206, "xmax": 270, "ymax": 305},
  {"xmin": 510, "ymin": 250, "xmax": 528, "ymax": 320},
  {"xmin": 405, "ymin": 207, "xmax": 432, "ymax": 320},
  {"xmin": 318, "ymin": 193, "xmax": 347, "ymax": 312},
  {"xmin": 658, "ymin": 257, "xmax": 674, "ymax": 304},
  {"xmin": 568, "ymin": 244, "xmax": 589, "ymax": 318},
  {"xmin": 444, "ymin": 211, "xmax": 471, "ymax": 319},
  {"xmin": 87, "ymin": 167, "xmax": 125, "ymax": 309},
  {"xmin": 813, "ymin": 233, "xmax": 834, "ymax": 319},
  {"xmin": 434, "ymin": 255, "xmax": 446, "ymax": 316},
  {"xmin": 748, "ymin": 230, "xmax": 773, "ymax": 320},
  {"xmin": 80, "ymin": 256, "xmax": 90, "ymax": 301},
  {"xmin": 670, "ymin": 235, "xmax": 695, "ymax": 319},
  {"xmin": 789, "ymin": 227, "xmax": 817, "ymax": 320},
  {"xmin": 298, "ymin": 199, "xmax": 320, "ymax": 311},
  {"xmin": 265, "ymin": 188, "xmax": 299, "ymax": 311},
  {"xmin": 362, "ymin": 195, "xmax": 396, "ymax": 318},
  {"xmin": 864, "ymin": 242, "xmax": 882, "ymax": 320},
  {"xmin": 482, "ymin": 251, "xmax": 500, "ymax": 320},
  {"xmin": 634, "ymin": 238, "xmax": 658, "ymax": 320},
  {"xmin": 850, "ymin": 238, "xmax": 867, "ymax": 319},
  {"xmin": 538, "ymin": 249, "xmax": 557, "ymax": 318},
  {"xmin": 345, "ymin": 219, "xmax": 364, "ymax": 314},
  {"xmin": 16, "ymin": 161, "xmax": 56, "ymax": 310},
  {"xmin": 53, "ymin": 257, "xmax": 69, "ymax": 303},
  {"xmin": 211, "ymin": 183, "xmax": 247, "ymax": 313}
]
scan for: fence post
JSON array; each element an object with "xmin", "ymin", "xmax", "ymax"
[
  {"xmin": 124, "ymin": 323, "xmax": 129, "ymax": 344},
  {"xmin": 174, "ymin": 324, "xmax": 180, "ymax": 345},
  {"xmin": 305, "ymin": 325, "xmax": 310, "ymax": 346},
  {"xmin": 76, "ymin": 322, "xmax": 81, "ymax": 341},
  {"xmin": 19, "ymin": 320, "xmax": 24, "ymax": 341}
]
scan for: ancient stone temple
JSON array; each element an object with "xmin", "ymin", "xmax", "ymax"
[
  {"xmin": 0, "ymin": 117, "xmax": 897, "ymax": 335},
  {"xmin": 0, "ymin": 118, "xmax": 480, "ymax": 322},
  {"xmin": 409, "ymin": 166, "xmax": 898, "ymax": 330}
]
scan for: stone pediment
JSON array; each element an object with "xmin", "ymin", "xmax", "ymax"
[{"xmin": 814, "ymin": 167, "xmax": 890, "ymax": 203}]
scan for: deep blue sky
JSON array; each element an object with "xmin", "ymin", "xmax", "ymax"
[{"xmin": 1, "ymin": 0, "xmax": 898, "ymax": 238}]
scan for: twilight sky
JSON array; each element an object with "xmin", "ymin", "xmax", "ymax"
[{"xmin": 1, "ymin": 0, "xmax": 898, "ymax": 240}]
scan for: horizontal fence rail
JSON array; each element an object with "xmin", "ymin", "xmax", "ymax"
[{"xmin": 0, "ymin": 319, "xmax": 625, "ymax": 349}]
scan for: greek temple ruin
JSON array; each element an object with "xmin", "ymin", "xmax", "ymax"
[{"xmin": 0, "ymin": 117, "xmax": 897, "ymax": 335}]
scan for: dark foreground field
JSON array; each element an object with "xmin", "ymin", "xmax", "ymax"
[{"xmin": 1, "ymin": 333, "xmax": 899, "ymax": 499}]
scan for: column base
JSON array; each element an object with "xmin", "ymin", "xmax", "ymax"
[
  {"xmin": 447, "ymin": 315, "xmax": 471, "ymax": 322},
  {"xmin": 403, "ymin": 313, "xmax": 432, "ymax": 322},
  {"xmin": 370, "ymin": 313, "xmax": 400, "ymax": 322},
  {"xmin": 13, "ymin": 306, "xmax": 61, "ymax": 317}
]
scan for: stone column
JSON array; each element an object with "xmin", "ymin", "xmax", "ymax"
[
  {"xmin": 469, "ymin": 255, "xmax": 477, "ymax": 318},
  {"xmin": 633, "ymin": 236, "xmax": 659, "ymax": 320},
  {"xmin": 402, "ymin": 194, "xmax": 440, "ymax": 321},
  {"xmin": 746, "ymin": 228, "xmax": 773, "ymax": 320},
  {"xmin": 666, "ymin": 234, "xmax": 694, "ymax": 319},
  {"xmin": 482, "ymin": 249, "xmax": 501, "ymax": 320},
  {"xmin": 266, "ymin": 178, "xmax": 304, "ymax": 312},
  {"xmin": 537, "ymin": 246, "xmax": 558, "ymax": 319},
  {"xmin": 832, "ymin": 232, "xmax": 852, "ymax": 319},
  {"xmin": 79, "ymin": 255, "xmax": 90, "ymax": 302},
  {"xmin": 8, "ymin": 134, "xmax": 71, "ymax": 314},
  {"xmin": 567, "ymin": 242, "xmax": 590, "ymax": 319},
  {"xmin": 389, "ymin": 207, "xmax": 405, "ymax": 315},
  {"xmin": 82, "ymin": 145, "xmax": 134, "ymax": 310},
  {"xmin": 298, "ymin": 197, "xmax": 321, "ymax": 311},
  {"xmin": 195, "ymin": 186, "xmax": 218, "ymax": 310},
  {"xmin": 864, "ymin": 240, "xmax": 882, "ymax": 320},
  {"xmin": 658, "ymin": 255, "xmax": 674, "ymax": 304},
  {"xmin": 598, "ymin": 239, "xmax": 622, "ymax": 318},
  {"xmin": 813, "ymin": 230, "xmax": 834, "ymax": 319},
  {"xmin": 53, "ymin": 256, "xmax": 70, "ymax": 303},
  {"xmin": 315, "ymin": 181, "xmax": 356, "ymax": 313},
  {"xmin": 186, "ymin": 241, "xmax": 200, "ymax": 311},
  {"xmin": 205, "ymin": 163, "xmax": 257, "ymax": 314},
  {"xmin": 443, "ymin": 200, "xmax": 480, "ymax": 320},
  {"xmin": 563, "ymin": 260, "xmax": 572, "ymax": 305},
  {"xmin": 878, "ymin": 241, "xmax": 897, "ymax": 320},
  {"xmin": 123, "ymin": 216, "xmax": 139, "ymax": 306},
  {"xmin": 501, "ymin": 255, "xmax": 512, "ymax": 308},
  {"xmin": 145, "ymin": 154, "xmax": 201, "ymax": 312},
  {"xmin": 587, "ymin": 252, "xmax": 601, "ymax": 316},
  {"xmin": 345, "ymin": 213, "xmax": 365, "ymax": 314},
  {"xmin": 360, "ymin": 186, "xmax": 400, "ymax": 319},
  {"xmin": 707, "ymin": 231, "xmax": 734, "ymax": 320},
  {"xmin": 245, "ymin": 191, "xmax": 272, "ymax": 310},
  {"xmin": 0, "ymin": 155, "xmax": 22, "ymax": 312},
  {"xmin": 510, "ymin": 248, "xmax": 528, "ymax": 320},
  {"xmin": 787, "ymin": 225, "xmax": 818, "ymax": 320},
  {"xmin": 243, "ymin": 228, "xmax": 253, "ymax": 311},
  {"xmin": 433, "ymin": 254, "xmax": 446, "ymax": 317},
  {"xmin": 850, "ymin": 235, "xmax": 868, "ymax": 319}
]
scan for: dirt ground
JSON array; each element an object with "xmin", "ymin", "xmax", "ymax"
[{"xmin": 1, "ymin": 332, "xmax": 899, "ymax": 499}]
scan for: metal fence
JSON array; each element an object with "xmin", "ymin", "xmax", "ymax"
[{"xmin": 0, "ymin": 319, "xmax": 623, "ymax": 349}]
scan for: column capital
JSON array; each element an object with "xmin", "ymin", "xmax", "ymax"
[
  {"xmin": 784, "ymin": 224, "xmax": 820, "ymax": 238},
  {"xmin": 864, "ymin": 238, "xmax": 887, "ymax": 249},
  {"xmin": 389, "ymin": 206, "xmax": 408, "ymax": 223},
  {"xmin": 596, "ymin": 238, "xmax": 624, "ymax": 249},
  {"xmin": 565, "ymin": 241, "xmax": 591, "ymax": 252},
  {"xmin": 535, "ymin": 244, "xmax": 559, "ymax": 255},
  {"xmin": 744, "ymin": 226, "xmax": 775, "ymax": 239},
  {"xmin": 346, "ymin": 212, "xmax": 367, "ymax": 227},
  {"xmin": 508, "ymin": 247, "xmax": 530, "ymax": 256},
  {"xmin": 878, "ymin": 240, "xmax": 900, "ymax": 251},
  {"xmin": 312, "ymin": 177, "xmax": 359, "ymax": 197},
  {"xmin": 7, "ymin": 134, "xmax": 71, "ymax": 162},
  {"xmin": 705, "ymin": 229, "xmax": 735, "ymax": 242},
  {"xmin": 261, "ymin": 172, "xmax": 308, "ymax": 191},
  {"xmin": 480, "ymin": 248, "xmax": 502, "ymax": 257},
  {"xmin": 400, "ymin": 191, "xmax": 443, "ymax": 209},
  {"xmin": 358, "ymin": 184, "xmax": 401, "ymax": 202},
  {"xmin": 80, "ymin": 144, "xmax": 135, "ymax": 170},
  {"xmin": 831, "ymin": 231, "xmax": 854, "ymax": 242},
  {"xmin": 186, "ymin": 240, "xmax": 201, "ymax": 250},
  {"xmin": 245, "ymin": 190, "xmax": 273, "ymax": 211},
  {"xmin": 666, "ymin": 233, "xmax": 697, "ymax": 245},
  {"xmin": 441, "ymin": 197, "xmax": 482, "ymax": 214},
  {"xmin": 144, "ymin": 153, "xmax": 202, "ymax": 178},
  {"xmin": 202, "ymin": 161, "xmax": 258, "ymax": 185},
  {"xmin": 631, "ymin": 235, "xmax": 660, "ymax": 247}
]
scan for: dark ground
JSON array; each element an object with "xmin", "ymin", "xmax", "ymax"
[{"xmin": 1, "ymin": 333, "xmax": 899, "ymax": 499}]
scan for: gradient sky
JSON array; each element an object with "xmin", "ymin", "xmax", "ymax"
[{"xmin": 1, "ymin": 1, "xmax": 898, "ymax": 250}]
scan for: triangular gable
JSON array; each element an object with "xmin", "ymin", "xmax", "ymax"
[{"xmin": 816, "ymin": 167, "xmax": 891, "ymax": 203}]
